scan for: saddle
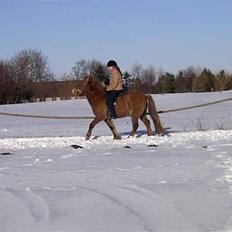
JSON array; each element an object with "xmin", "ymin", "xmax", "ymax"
[{"xmin": 114, "ymin": 90, "xmax": 128, "ymax": 104}]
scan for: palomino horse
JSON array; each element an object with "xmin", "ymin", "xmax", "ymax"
[{"xmin": 72, "ymin": 75, "xmax": 164, "ymax": 140}]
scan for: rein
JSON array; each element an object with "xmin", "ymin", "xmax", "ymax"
[{"xmin": 72, "ymin": 76, "xmax": 90, "ymax": 97}]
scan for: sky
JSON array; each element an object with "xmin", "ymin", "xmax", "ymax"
[{"xmin": 0, "ymin": 0, "xmax": 231, "ymax": 78}]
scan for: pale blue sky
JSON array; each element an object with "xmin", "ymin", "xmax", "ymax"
[{"xmin": 0, "ymin": 0, "xmax": 231, "ymax": 77}]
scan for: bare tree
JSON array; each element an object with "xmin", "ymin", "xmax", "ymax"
[
  {"xmin": 71, "ymin": 59, "xmax": 88, "ymax": 80},
  {"xmin": 69, "ymin": 59, "xmax": 108, "ymax": 82},
  {"xmin": 8, "ymin": 49, "xmax": 54, "ymax": 102},
  {"xmin": 130, "ymin": 64, "xmax": 158, "ymax": 93},
  {"xmin": 141, "ymin": 66, "xmax": 157, "ymax": 93},
  {"xmin": 131, "ymin": 64, "xmax": 143, "ymax": 91},
  {"xmin": 131, "ymin": 63, "xmax": 143, "ymax": 80},
  {"xmin": 182, "ymin": 66, "xmax": 199, "ymax": 92},
  {"xmin": 10, "ymin": 49, "xmax": 54, "ymax": 82},
  {"xmin": 0, "ymin": 61, "xmax": 14, "ymax": 104}
]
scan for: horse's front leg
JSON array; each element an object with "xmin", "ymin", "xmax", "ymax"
[
  {"xmin": 86, "ymin": 117, "xmax": 102, "ymax": 140},
  {"xmin": 104, "ymin": 118, "xmax": 121, "ymax": 140}
]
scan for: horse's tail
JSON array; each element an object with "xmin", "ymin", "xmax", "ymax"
[{"xmin": 146, "ymin": 95, "xmax": 164, "ymax": 135}]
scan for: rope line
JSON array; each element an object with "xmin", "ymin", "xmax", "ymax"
[
  {"xmin": 0, "ymin": 112, "xmax": 94, "ymax": 120},
  {"xmin": 157, "ymin": 97, "xmax": 232, "ymax": 114},
  {"xmin": 0, "ymin": 97, "xmax": 231, "ymax": 120}
]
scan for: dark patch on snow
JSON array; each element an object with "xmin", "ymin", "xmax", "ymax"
[
  {"xmin": 71, "ymin": 145, "xmax": 83, "ymax": 149},
  {"xmin": 147, "ymin": 144, "xmax": 158, "ymax": 147},
  {"xmin": 0, "ymin": 152, "xmax": 13, "ymax": 156},
  {"xmin": 123, "ymin": 145, "xmax": 132, "ymax": 149}
]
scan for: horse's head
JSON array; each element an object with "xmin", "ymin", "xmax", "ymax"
[{"xmin": 72, "ymin": 75, "xmax": 95, "ymax": 97}]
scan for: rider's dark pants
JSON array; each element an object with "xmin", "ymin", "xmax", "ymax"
[{"xmin": 106, "ymin": 91, "xmax": 122, "ymax": 118}]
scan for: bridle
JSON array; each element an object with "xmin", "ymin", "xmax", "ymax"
[{"xmin": 72, "ymin": 76, "xmax": 90, "ymax": 97}]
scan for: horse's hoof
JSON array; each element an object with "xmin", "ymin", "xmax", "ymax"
[
  {"xmin": 86, "ymin": 136, "xmax": 90, "ymax": 140},
  {"xmin": 157, "ymin": 129, "xmax": 165, "ymax": 136},
  {"xmin": 147, "ymin": 133, "xmax": 154, "ymax": 136},
  {"xmin": 128, "ymin": 134, "xmax": 135, "ymax": 138},
  {"xmin": 158, "ymin": 131, "xmax": 165, "ymax": 136},
  {"xmin": 114, "ymin": 135, "xmax": 121, "ymax": 140}
]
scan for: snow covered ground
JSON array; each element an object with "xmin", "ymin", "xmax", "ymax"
[{"xmin": 0, "ymin": 91, "xmax": 232, "ymax": 232}]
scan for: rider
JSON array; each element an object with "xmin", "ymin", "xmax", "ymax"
[{"xmin": 105, "ymin": 60, "xmax": 124, "ymax": 119}]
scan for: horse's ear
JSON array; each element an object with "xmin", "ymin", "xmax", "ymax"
[
  {"xmin": 88, "ymin": 75, "xmax": 94, "ymax": 81},
  {"xmin": 87, "ymin": 77, "xmax": 92, "ymax": 84},
  {"xmin": 86, "ymin": 75, "xmax": 90, "ymax": 81}
]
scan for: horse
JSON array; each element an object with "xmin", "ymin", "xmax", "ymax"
[{"xmin": 72, "ymin": 75, "xmax": 164, "ymax": 140}]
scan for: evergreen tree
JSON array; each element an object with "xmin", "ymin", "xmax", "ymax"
[
  {"xmin": 156, "ymin": 72, "xmax": 175, "ymax": 93},
  {"xmin": 192, "ymin": 68, "xmax": 216, "ymax": 92},
  {"xmin": 122, "ymin": 71, "xmax": 131, "ymax": 89}
]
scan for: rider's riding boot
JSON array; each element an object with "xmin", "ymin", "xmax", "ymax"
[{"xmin": 107, "ymin": 109, "xmax": 117, "ymax": 119}]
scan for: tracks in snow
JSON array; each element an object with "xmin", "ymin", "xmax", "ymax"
[{"xmin": 2, "ymin": 184, "xmax": 198, "ymax": 231}]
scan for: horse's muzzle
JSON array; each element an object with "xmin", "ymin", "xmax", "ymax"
[{"xmin": 72, "ymin": 88, "xmax": 82, "ymax": 96}]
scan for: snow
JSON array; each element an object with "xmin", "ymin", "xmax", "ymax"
[{"xmin": 0, "ymin": 91, "xmax": 232, "ymax": 231}]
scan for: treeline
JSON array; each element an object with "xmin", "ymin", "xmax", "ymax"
[
  {"xmin": 1, "ymin": 49, "xmax": 232, "ymax": 104},
  {"xmin": 0, "ymin": 49, "xmax": 54, "ymax": 104},
  {"xmin": 63, "ymin": 60, "xmax": 232, "ymax": 94},
  {"xmin": 129, "ymin": 65, "xmax": 232, "ymax": 94}
]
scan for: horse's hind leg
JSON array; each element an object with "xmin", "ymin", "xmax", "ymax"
[
  {"xmin": 130, "ymin": 117, "xmax": 139, "ymax": 137},
  {"xmin": 86, "ymin": 117, "xmax": 102, "ymax": 140},
  {"xmin": 104, "ymin": 118, "xmax": 121, "ymax": 140},
  {"xmin": 140, "ymin": 115, "xmax": 153, "ymax": 136}
]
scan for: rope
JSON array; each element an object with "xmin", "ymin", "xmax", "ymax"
[
  {"xmin": 157, "ymin": 97, "xmax": 232, "ymax": 114},
  {"xmin": 0, "ymin": 97, "xmax": 231, "ymax": 119},
  {"xmin": 0, "ymin": 112, "xmax": 94, "ymax": 120}
]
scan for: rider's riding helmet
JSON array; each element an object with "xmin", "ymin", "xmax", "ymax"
[{"xmin": 106, "ymin": 60, "xmax": 117, "ymax": 67}]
